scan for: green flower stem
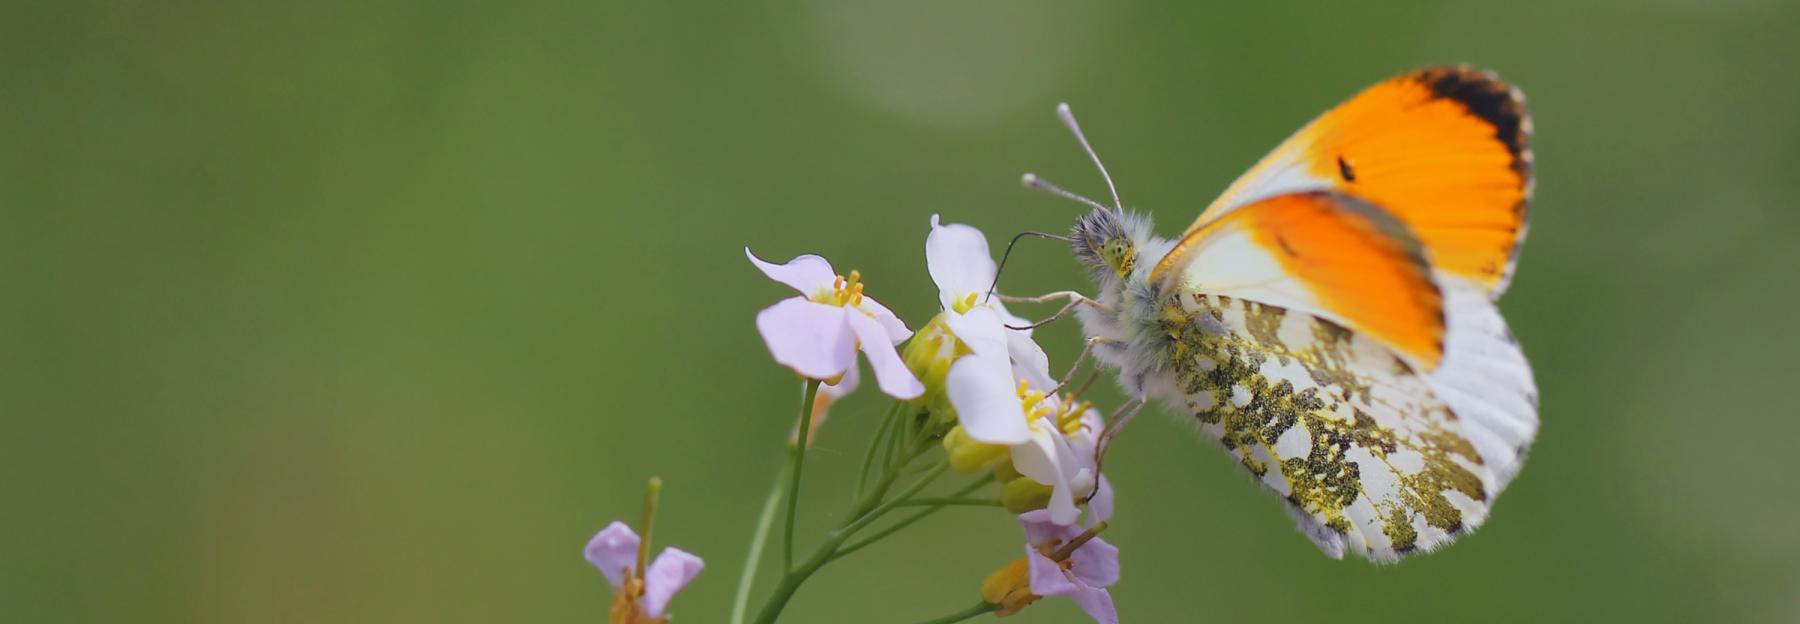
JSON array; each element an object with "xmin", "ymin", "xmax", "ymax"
[
  {"xmin": 837, "ymin": 462, "xmax": 949, "ymax": 536},
  {"xmin": 913, "ymin": 601, "xmax": 1000, "ymax": 624},
  {"xmin": 855, "ymin": 403, "xmax": 903, "ymax": 499},
  {"xmin": 782, "ymin": 379, "xmax": 822, "ymax": 572},
  {"xmin": 728, "ymin": 464, "xmax": 785, "ymax": 624},
  {"xmin": 891, "ymin": 497, "xmax": 1001, "ymax": 508},
  {"xmin": 751, "ymin": 422, "xmax": 939, "ymax": 624},
  {"xmin": 830, "ymin": 474, "xmax": 996, "ymax": 563},
  {"xmin": 888, "ymin": 408, "xmax": 915, "ymax": 469}
]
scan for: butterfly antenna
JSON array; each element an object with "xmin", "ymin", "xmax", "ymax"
[
  {"xmin": 1056, "ymin": 103, "xmax": 1124, "ymax": 215},
  {"xmin": 1020, "ymin": 173, "xmax": 1111, "ymax": 213},
  {"xmin": 985, "ymin": 230, "xmax": 1072, "ymax": 303}
]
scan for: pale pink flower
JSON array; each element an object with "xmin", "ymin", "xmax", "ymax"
[
  {"xmin": 1019, "ymin": 506, "xmax": 1120, "ymax": 624},
  {"xmin": 747, "ymin": 248, "xmax": 924, "ymax": 399},
  {"xmin": 585, "ymin": 521, "xmax": 703, "ymax": 621}
]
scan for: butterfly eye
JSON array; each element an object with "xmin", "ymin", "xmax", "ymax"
[{"xmin": 1101, "ymin": 238, "xmax": 1135, "ymax": 278}]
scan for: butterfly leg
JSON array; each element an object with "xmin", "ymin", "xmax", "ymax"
[
  {"xmin": 1051, "ymin": 335, "xmax": 1117, "ymax": 397},
  {"xmin": 999, "ymin": 291, "xmax": 1109, "ymax": 331},
  {"xmin": 1098, "ymin": 397, "xmax": 1146, "ymax": 455},
  {"xmin": 1088, "ymin": 396, "xmax": 1147, "ymax": 496}
]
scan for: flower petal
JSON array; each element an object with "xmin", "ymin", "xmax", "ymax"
[
  {"xmin": 854, "ymin": 295, "xmax": 912, "ymax": 343},
  {"xmin": 926, "ymin": 214, "xmax": 998, "ymax": 309},
  {"xmin": 639, "ymin": 547, "xmax": 705, "ymax": 619},
  {"xmin": 1011, "ymin": 431, "xmax": 1062, "ymax": 490},
  {"xmin": 1025, "ymin": 546, "xmax": 1082, "ymax": 597},
  {"xmin": 942, "ymin": 306, "xmax": 1009, "ymax": 358},
  {"xmin": 1018, "ymin": 511, "xmax": 1072, "ymax": 547},
  {"xmin": 756, "ymin": 299, "xmax": 856, "ymax": 380},
  {"xmin": 583, "ymin": 521, "xmax": 640, "ymax": 587},
  {"xmin": 1069, "ymin": 536, "xmax": 1120, "ymax": 588},
  {"xmin": 1070, "ymin": 587, "xmax": 1120, "ymax": 624},
  {"xmin": 1006, "ymin": 330, "xmax": 1053, "ymax": 390},
  {"xmin": 848, "ymin": 311, "xmax": 925, "ymax": 399},
  {"xmin": 947, "ymin": 352, "xmax": 1031, "ymax": 444},
  {"xmin": 1014, "ymin": 427, "xmax": 1081, "ymax": 525},
  {"xmin": 746, "ymin": 248, "xmax": 837, "ymax": 295}
]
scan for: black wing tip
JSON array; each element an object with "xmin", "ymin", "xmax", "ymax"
[{"xmin": 1410, "ymin": 65, "xmax": 1533, "ymax": 180}]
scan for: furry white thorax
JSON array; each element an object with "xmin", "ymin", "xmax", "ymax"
[{"xmin": 1073, "ymin": 211, "xmax": 1180, "ymax": 402}]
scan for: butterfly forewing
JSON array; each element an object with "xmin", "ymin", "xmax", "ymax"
[{"xmin": 1154, "ymin": 66, "xmax": 1533, "ymax": 297}]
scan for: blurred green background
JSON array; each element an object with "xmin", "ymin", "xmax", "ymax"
[{"xmin": 5, "ymin": 1, "xmax": 1798, "ymax": 622}]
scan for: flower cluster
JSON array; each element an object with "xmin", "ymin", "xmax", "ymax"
[
  {"xmin": 586, "ymin": 215, "xmax": 1123, "ymax": 624},
  {"xmin": 741, "ymin": 215, "xmax": 1121, "ymax": 621},
  {"xmin": 913, "ymin": 216, "xmax": 1110, "ymax": 528}
]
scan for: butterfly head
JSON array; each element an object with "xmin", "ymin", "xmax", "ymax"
[{"xmin": 1071, "ymin": 208, "xmax": 1137, "ymax": 282}]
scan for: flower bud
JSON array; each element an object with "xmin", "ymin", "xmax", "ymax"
[
  {"xmin": 943, "ymin": 425, "xmax": 1008, "ymax": 473},
  {"xmin": 900, "ymin": 314, "xmax": 962, "ymax": 404},
  {"xmin": 1001, "ymin": 477, "xmax": 1053, "ymax": 515},
  {"xmin": 992, "ymin": 456, "xmax": 1023, "ymax": 483},
  {"xmin": 979, "ymin": 557, "xmax": 1040, "ymax": 617}
]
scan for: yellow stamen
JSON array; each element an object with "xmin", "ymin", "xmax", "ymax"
[
  {"xmin": 815, "ymin": 270, "xmax": 875, "ymax": 308},
  {"xmin": 1015, "ymin": 381, "xmax": 1058, "ymax": 424},
  {"xmin": 953, "ymin": 291, "xmax": 980, "ymax": 314}
]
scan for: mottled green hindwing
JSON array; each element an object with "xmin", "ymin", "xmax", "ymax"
[{"xmin": 1157, "ymin": 292, "xmax": 1495, "ymax": 561}]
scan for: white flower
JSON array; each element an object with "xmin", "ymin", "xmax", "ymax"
[
  {"xmin": 747, "ymin": 248, "xmax": 925, "ymax": 399},
  {"xmin": 927, "ymin": 215, "xmax": 1049, "ymax": 444},
  {"xmin": 926, "ymin": 215, "xmax": 1097, "ymax": 525},
  {"xmin": 1004, "ymin": 379, "xmax": 1106, "ymax": 526}
]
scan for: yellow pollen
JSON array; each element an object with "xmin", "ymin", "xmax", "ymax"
[
  {"xmin": 816, "ymin": 270, "xmax": 873, "ymax": 308},
  {"xmin": 1016, "ymin": 381, "xmax": 1057, "ymax": 423},
  {"xmin": 953, "ymin": 291, "xmax": 980, "ymax": 314},
  {"xmin": 1057, "ymin": 400, "xmax": 1092, "ymax": 434}
]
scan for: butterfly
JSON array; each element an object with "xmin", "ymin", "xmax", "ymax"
[{"xmin": 1022, "ymin": 66, "xmax": 1538, "ymax": 562}]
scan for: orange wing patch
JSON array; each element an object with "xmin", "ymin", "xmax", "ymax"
[
  {"xmin": 1169, "ymin": 192, "xmax": 1445, "ymax": 368},
  {"xmin": 1166, "ymin": 66, "xmax": 1533, "ymax": 296}
]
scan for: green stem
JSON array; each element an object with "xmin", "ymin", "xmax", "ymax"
[
  {"xmin": 831, "ymin": 475, "xmax": 996, "ymax": 562},
  {"xmin": 891, "ymin": 497, "xmax": 1001, "ymax": 508},
  {"xmin": 889, "ymin": 407, "xmax": 915, "ymax": 470},
  {"xmin": 912, "ymin": 601, "xmax": 1000, "ymax": 624},
  {"xmin": 751, "ymin": 428, "xmax": 937, "ymax": 624},
  {"xmin": 837, "ymin": 462, "xmax": 949, "ymax": 538},
  {"xmin": 782, "ymin": 379, "xmax": 822, "ymax": 572},
  {"xmin": 855, "ymin": 403, "xmax": 902, "ymax": 499},
  {"xmin": 728, "ymin": 465, "xmax": 786, "ymax": 624}
]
